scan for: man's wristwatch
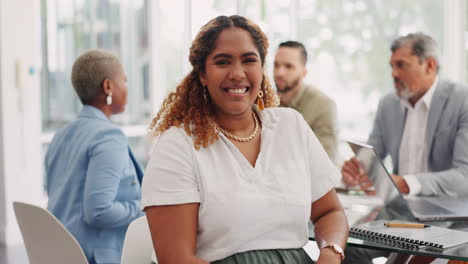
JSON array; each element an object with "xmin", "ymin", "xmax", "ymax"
[{"xmin": 321, "ymin": 242, "xmax": 345, "ymax": 261}]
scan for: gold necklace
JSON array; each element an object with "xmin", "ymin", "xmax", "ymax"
[{"xmin": 218, "ymin": 112, "xmax": 260, "ymax": 142}]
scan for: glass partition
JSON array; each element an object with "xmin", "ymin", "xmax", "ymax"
[
  {"xmin": 41, "ymin": 0, "xmax": 151, "ymax": 132},
  {"xmin": 40, "ymin": 0, "xmax": 456, "ymax": 169},
  {"xmin": 297, "ymin": 0, "xmax": 444, "ymax": 140}
]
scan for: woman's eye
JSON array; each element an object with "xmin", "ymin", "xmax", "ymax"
[
  {"xmin": 215, "ymin": 60, "xmax": 230, "ymax": 65},
  {"xmin": 244, "ymin": 58, "xmax": 258, "ymax": 63}
]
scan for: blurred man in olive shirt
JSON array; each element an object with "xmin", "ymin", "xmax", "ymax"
[{"xmin": 274, "ymin": 41, "xmax": 338, "ymax": 161}]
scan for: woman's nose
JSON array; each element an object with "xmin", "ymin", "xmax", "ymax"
[{"xmin": 229, "ymin": 63, "xmax": 246, "ymax": 80}]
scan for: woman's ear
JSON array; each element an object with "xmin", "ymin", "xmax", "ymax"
[
  {"xmin": 102, "ymin": 79, "xmax": 112, "ymax": 95},
  {"xmin": 199, "ymin": 72, "xmax": 207, "ymax": 87}
]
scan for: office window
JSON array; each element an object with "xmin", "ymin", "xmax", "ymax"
[
  {"xmin": 41, "ymin": 0, "xmax": 151, "ymax": 132},
  {"xmin": 39, "ymin": 0, "xmax": 455, "ymax": 167},
  {"xmin": 192, "ymin": 0, "xmax": 236, "ymax": 37},
  {"xmin": 158, "ymin": 0, "xmax": 188, "ymax": 95},
  {"xmin": 239, "ymin": 0, "xmax": 292, "ymax": 47},
  {"xmin": 40, "ymin": 0, "xmax": 151, "ymax": 171},
  {"xmin": 297, "ymin": 0, "xmax": 444, "ymax": 140}
]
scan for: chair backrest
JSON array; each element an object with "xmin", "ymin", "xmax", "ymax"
[
  {"xmin": 13, "ymin": 201, "xmax": 88, "ymax": 264},
  {"xmin": 121, "ymin": 215, "xmax": 156, "ymax": 264}
]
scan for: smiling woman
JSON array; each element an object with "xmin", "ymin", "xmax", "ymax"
[
  {"xmin": 148, "ymin": 15, "xmax": 278, "ymax": 150},
  {"xmin": 142, "ymin": 15, "xmax": 349, "ymax": 264},
  {"xmin": 201, "ymin": 27, "xmax": 264, "ymax": 118}
]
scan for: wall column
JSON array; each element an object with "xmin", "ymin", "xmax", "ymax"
[{"xmin": 0, "ymin": 0, "xmax": 43, "ymax": 246}]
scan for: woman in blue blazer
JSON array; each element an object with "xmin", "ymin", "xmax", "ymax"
[{"xmin": 45, "ymin": 49, "xmax": 144, "ymax": 264}]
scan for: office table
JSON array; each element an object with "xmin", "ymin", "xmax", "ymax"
[{"xmin": 308, "ymin": 193, "xmax": 468, "ymax": 262}]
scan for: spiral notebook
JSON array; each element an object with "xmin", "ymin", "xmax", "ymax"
[{"xmin": 350, "ymin": 220, "xmax": 468, "ymax": 250}]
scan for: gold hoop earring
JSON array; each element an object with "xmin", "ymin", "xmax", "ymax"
[{"xmin": 256, "ymin": 90, "xmax": 265, "ymax": 111}]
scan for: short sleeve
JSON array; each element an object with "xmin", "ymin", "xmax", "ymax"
[
  {"xmin": 296, "ymin": 111, "xmax": 340, "ymax": 202},
  {"xmin": 141, "ymin": 127, "xmax": 201, "ymax": 209}
]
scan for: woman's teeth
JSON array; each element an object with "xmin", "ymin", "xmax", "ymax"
[{"xmin": 226, "ymin": 88, "xmax": 247, "ymax": 93}]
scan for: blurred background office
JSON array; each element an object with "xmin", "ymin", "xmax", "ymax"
[{"xmin": 0, "ymin": 0, "xmax": 467, "ymax": 262}]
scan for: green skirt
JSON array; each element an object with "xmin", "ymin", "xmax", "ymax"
[{"xmin": 212, "ymin": 248, "xmax": 315, "ymax": 264}]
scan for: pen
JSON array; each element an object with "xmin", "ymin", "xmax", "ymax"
[{"xmin": 384, "ymin": 222, "xmax": 430, "ymax": 228}]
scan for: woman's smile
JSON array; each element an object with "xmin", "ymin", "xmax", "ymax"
[{"xmin": 222, "ymin": 84, "xmax": 250, "ymax": 98}]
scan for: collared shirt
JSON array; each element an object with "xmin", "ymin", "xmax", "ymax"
[
  {"xmin": 141, "ymin": 107, "xmax": 338, "ymax": 262},
  {"xmin": 399, "ymin": 76, "xmax": 439, "ymax": 195}
]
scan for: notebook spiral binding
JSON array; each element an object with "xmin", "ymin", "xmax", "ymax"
[{"xmin": 349, "ymin": 227, "xmax": 444, "ymax": 249}]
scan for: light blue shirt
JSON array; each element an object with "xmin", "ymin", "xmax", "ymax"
[{"xmin": 46, "ymin": 105, "xmax": 144, "ymax": 264}]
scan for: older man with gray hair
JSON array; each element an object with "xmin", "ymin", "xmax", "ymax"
[{"xmin": 341, "ymin": 32, "xmax": 468, "ymax": 263}]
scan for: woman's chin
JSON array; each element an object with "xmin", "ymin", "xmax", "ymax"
[{"xmin": 218, "ymin": 105, "xmax": 253, "ymax": 116}]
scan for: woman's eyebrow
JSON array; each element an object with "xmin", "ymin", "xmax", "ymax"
[
  {"xmin": 241, "ymin": 52, "xmax": 258, "ymax": 58},
  {"xmin": 212, "ymin": 52, "xmax": 259, "ymax": 60},
  {"xmin": 212, "ymin": 53, "xmax": 232, "ymax": 60}
]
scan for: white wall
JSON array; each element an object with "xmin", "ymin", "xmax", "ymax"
[
  {"xmin": 0, "ymin": 0, "xmax": 43, "ymax": 246},
  {"xmin": 0, "ymin": 0, "xmax": 4, "ymax": 244}
]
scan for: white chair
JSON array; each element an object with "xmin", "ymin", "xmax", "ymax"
[
  {"xmin": 13, "ymin": 201, "xmax": 88, "ymax": 264},
  {"xmin": 121, "ymin": 215, "xmax": 156, "ymax": 264}
]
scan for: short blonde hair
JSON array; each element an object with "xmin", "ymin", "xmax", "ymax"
[{"xmin": 71, "ymin": 49, "xmax": 122, "ymax": 104}]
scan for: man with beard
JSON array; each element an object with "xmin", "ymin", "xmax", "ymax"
[
  {"xmin": 341, "ymin": 33, "xmax": 468, "ymax": 264},
  {"xmin": 274, "ymin": 41, "xmax": 338, "ymax": 160}
]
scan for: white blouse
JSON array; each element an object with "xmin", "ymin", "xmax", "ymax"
[{"xmin": 141, "ymin": 107, "xmax": 339, "ymax": 262}]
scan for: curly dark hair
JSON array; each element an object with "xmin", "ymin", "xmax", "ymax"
[{"xmin": 149, "ymin": 15, "xmax": 279, "ymax": 149}]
